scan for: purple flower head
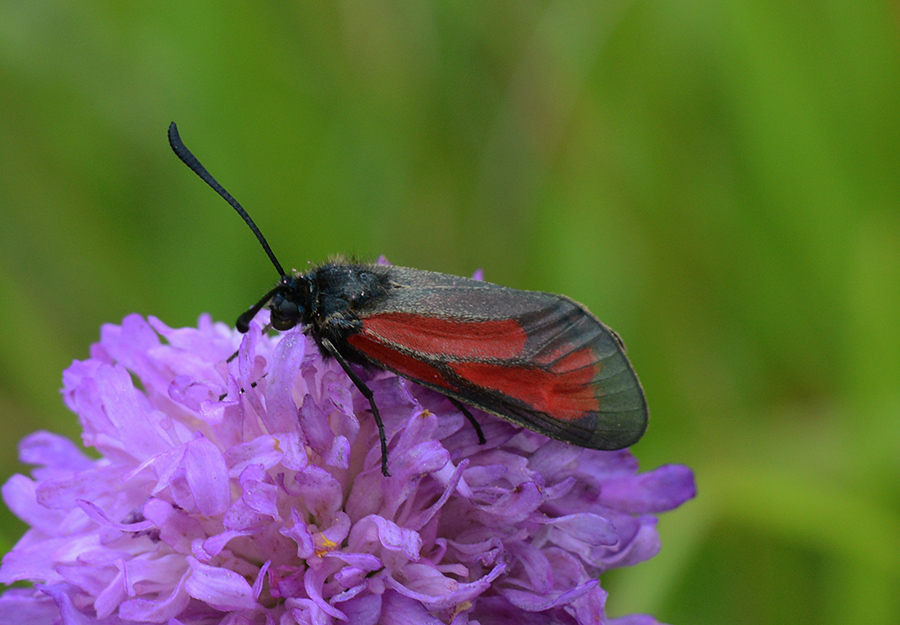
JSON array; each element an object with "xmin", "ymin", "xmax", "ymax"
[{"xmin": 0, "ymin": 313, "xmax": 695, "ymax": 624}]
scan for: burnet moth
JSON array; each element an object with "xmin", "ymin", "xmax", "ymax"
[{"xmin": 168, "ymin": 122, "xmax": 648, "ymax": 476}]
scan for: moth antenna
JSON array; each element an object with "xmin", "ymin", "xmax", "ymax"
[
  {"xmin": 236, "ymin": 284, "xmax": 284, "ymax": 333},
  {"xmin": 168, "ymin": 122, "xmax": 286, "ymax": 278}
]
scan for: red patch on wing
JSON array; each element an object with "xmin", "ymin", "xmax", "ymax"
[
  {"xmin": 448, "ymin": 347, "xmax": 601, "ymax": 421},
  {"xmin": 347, "ymin": 332, "xmax": 454, "ymax": 390},
  {"xmin": 359, "ymin": 313, "xmax": 527, "ymax": 360},
  {"xmin": 533, "ymin": 343, "xmax": 569, "ymax": 367}
]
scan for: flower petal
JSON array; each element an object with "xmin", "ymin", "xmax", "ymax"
[
  {"xmin": 600, "ymin": 464, "xmax": 696, "ymax": 513},
  {"xmin": 348, "ymin": 515, "xmax": 422, "ymax": 561},
  {"xmin": 184, "ymin": 557, "xmax": 257, "ymax": 611},
  {"xmin": 18, "ymin": 431, "xmax": 94, "ymax": 475},
  {"xmin": 184, "ymin": 435, "xmax": 231, "ymax": 516},
  {"xmin": 264, "ymin": 329, "xmax": 307, "ymax": 434},
  {"xmin": 0, "ymin": 588, "xmax": 60, "ymax": 625}
]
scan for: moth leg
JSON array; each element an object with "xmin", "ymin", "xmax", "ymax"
[
  {"xmin": 219, "ymin": 378, "xmax": 260, "ymax": 401},
  {"xmin": 448, "ymin": 397, "xmax": 486, "ymax": 444},
  {"xmin": 320, "ymin": 337, "xmax": 391, "ymax": 477},
  {"xmin": 220, "ymin": 324, "xmax": 261, "ymax": 398},
  {"xmin": 220, "ymin": 321, "xmax": 278, "ymax": 398},
  {"xmin": 220, "ymin": 346, "xmax": 264, "ymax": 400}
]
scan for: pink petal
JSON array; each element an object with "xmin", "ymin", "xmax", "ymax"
[
  {"xmin": 184, "ymin": 435, "xmax": 231, "ymax": 516},
  {"xmin": 184, "ymin": 557, "xmax": 257, "ymax": 611}
]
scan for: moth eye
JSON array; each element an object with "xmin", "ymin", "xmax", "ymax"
[
  {"xmin": 271, "ymin": 316, "xmax": 298, "ymax": 331},
  {"xmin": 270, "ymin": 297, "xmax": 302, "ymax": 330},
  {"xmin": 277, "ymin": 300, "xmax": 299, "ymax": 317}
]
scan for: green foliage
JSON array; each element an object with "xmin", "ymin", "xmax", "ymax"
[{"xmin": 2, "ymin": 1, "xmax": 899, "ymax": 622}]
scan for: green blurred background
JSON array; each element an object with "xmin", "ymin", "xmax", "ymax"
[{"xmin": 2, "ymin": 1, "xmax": 899, "ymax": 623}]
